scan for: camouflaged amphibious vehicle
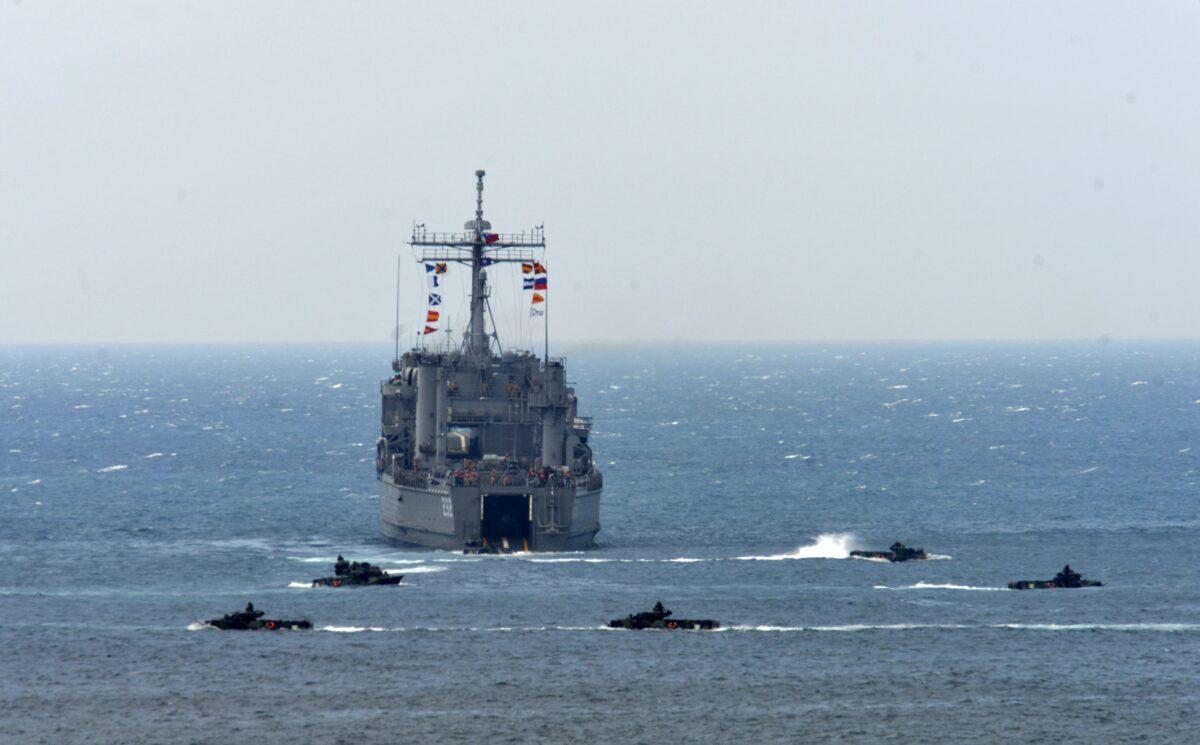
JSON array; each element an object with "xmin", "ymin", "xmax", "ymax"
[
  {"xmin": 1009, "ymin": 565, "xmax": 1103, "ymax": 590},
  {"xmin": 851, "ymin": 542, "xmax": 929, "ymax": 562},
  {"xmin": 310, "ymin": 555, "xmax": 403, "ymax": 587},
  {"xmin": 608, "ymin": 602, "xmax": 720, "ymax": 631},
  {"xmin": 205, "ymin": 603, "xmax": 311, "ymax": 631}
]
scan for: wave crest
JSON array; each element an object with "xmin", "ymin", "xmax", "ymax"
[{"xmin": 736, "ymin": 533, "xmax": 855, "ymax": 561}]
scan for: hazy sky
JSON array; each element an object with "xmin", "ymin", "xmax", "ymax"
[{"xmin": 2, "ymin": 1, "xmax": 1198, "ymax": 344}]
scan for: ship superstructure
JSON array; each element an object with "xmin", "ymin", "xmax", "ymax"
[{"xmin": 376, "ymin": 171, "xmax": 602, "ymax": 551}]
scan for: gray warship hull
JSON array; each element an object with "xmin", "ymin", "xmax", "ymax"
[
  {"xmin": 379, "ymin": 476, "xmax": 601, "ymax": 551},
  {"xmin": 375, "ymin": 171, "xmax": 603, "ymax": 552}
]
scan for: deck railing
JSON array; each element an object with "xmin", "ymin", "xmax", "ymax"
[{"xmin": 389, "ymin": 465, "xmax": 601, "ymax": 492}]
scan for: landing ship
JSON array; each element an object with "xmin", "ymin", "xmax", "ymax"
[{"xmin": 377, "ymin": 171, "xmax": 602, "ymax": 551}]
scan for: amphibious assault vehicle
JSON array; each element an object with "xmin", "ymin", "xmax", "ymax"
[
  {"xmin": 608, "ymin": 602, "xmax": 720, "ymax": 631},
  {"xmin": 205, "ymin": 603, "xmax": 311, "ymax": 631},
  {"xmin": 310, "ymin": 555, "xmax": 403, "ymax": 587},
  {"xmin": 1009, "ymin": 565, "xmax": 1103, "ymax": 590},
  {"xmin": 851, "ymin": 542, "xmax": 929, "ymax": 562},
  {"xmin": 462, "ymin": 539, "xmax": 515, "ymax": 555}
]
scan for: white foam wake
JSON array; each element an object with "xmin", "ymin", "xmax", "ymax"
[
  {"xmin": 316, "ymin": 625, "xmax": 575, "ymax": 633},
  {"xmin": 727, "ymin": 623, "xmax": 1200, "ymax": 633},
  {"xmin": 522, "ymin": 556, "xmax": 707, "ymax": 564},
  {"xmin": 725, "ymin": 623, "xmax": 971, "ymax": 632},
  {"xmin": 997, "ymin": 623, "xmax": 1200, "ymax": 632},
  {"xmin": 96, "ymin": 464, "xmax": 128, "ymax": 473},
  {"xmin": 524, "ymin": 557, "xmax": 616, "ymax": 563},
  {"xmin": 185, "ymin": 622, "xmax": 1200, "ymax": 635},
  {"xmin": 287, "ymin": 556, "xmax": 432, "ymax": 565},
  {"xmin": 875, "ymin": 582, "xmax": 1008, "ymax": 592},
  {"xmin": 806, "ymin": 623, "xmax": 973, "ymax": 632},
  {"xmin": 736, "ymin": 533, "xmax": 855, "ymax": 561},
  {"xmin": 397, "ymin": 565, "xmax": 446, "ymax": 574}
]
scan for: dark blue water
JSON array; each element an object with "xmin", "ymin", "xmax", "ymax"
[{"xmin": 2, "ymin": 343, "xmax": 1199, "ymax": 743}]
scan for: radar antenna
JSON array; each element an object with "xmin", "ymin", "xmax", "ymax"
[{"xmin": 410, "ymin": 170, "xmax": 546, "ymax": 361}]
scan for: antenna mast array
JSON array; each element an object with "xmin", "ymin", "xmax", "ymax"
[{"xmin": 409, "ymin": 170, "xmax": 546, "ymax": 360}]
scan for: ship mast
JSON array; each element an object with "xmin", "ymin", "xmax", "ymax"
[
  {"xmin": 410, "ymin": 170, "xmax": 547, "ymax": 361},
  {"xmin": 467, "ymin": 170, "xmax": 488, "ymax": 357}
]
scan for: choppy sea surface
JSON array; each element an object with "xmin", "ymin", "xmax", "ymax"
[{"xmin": 2, "ymin": 342, "xmax": 1199, "ymax": 743}]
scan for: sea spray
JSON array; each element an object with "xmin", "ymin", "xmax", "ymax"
[{"xmin": 735, "ymin": 533, "xmax": 856, "ymax": 561}]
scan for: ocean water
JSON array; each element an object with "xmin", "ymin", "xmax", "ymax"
[{"xmin": 2, "ymin": 342, "xmax": 1199, "ymax": 743}]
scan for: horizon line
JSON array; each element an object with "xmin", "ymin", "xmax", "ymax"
[{"xmin": 1, "ymin": 337, "xmax": 1198, "ymax": 347}]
